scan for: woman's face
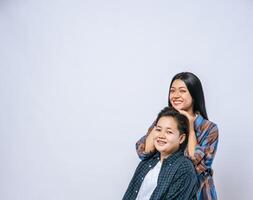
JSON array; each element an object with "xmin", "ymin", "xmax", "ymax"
[
  {"xmin": 153, "ymin": 116, "xmax": 185, "ymax": 156},
  {"xmin": 169, "ymin": 79, "xmax": 193, "ymax": 113}
]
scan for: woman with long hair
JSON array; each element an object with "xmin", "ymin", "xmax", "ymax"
[{"xmin": 136, "ymin": 72, "xmax": 218, "ymax": 199}]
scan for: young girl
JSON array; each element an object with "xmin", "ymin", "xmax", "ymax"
[
  {"xmin": 123, "ymin": 107, "xmax": 198, "ymax": 200},
  {"xmin": 136, "ymin": 72, "xmax": 219, "ymax": 200}
]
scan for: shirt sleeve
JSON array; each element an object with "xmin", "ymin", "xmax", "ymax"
[
  {"xmin": 190, "ymin": 123, "xmax": 219, "ymax": 175},
  {"xmin": 136, "ymin": 120, "xmax": 157, "ymax": 160}
]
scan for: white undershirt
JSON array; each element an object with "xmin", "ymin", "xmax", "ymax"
[{"xmin": 136, "ymin": 161, "xmax": 162, "ymax": 200}]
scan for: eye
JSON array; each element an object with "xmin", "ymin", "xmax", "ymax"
[
  {"xmin": 180, "ymin": 90, "xmax": 187, "ymax": 93},
  {"xmin": 170, "ymin": 89, "xmax": 175, "ymax": 93},
  {"xmin": 155, "ymin": 128, "xmax": 161, "ymax": 132},
  {"xmin": 166, "ymin": 131, "xmax": 173, "ymax": 134}
]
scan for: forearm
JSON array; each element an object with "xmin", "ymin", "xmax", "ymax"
[
  {"xmin": 144, "ymin": 128, "xmax": 156, "ymax": 153},
  {"xmin": 136, "ymin": 122, "xmax": 157, "ymax": 159},
  {"xmin": 187, "ymin": 130, "xmax": 197, "ymax": 158}
]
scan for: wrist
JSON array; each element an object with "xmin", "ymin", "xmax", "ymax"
[{"xmin": 189, "ymin": 129, "xmax": 195, "ymax": 135}]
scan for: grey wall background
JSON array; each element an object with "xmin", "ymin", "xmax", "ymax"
[{"xmin": 0, "ymin": 0, "xmax": 253, "ymax": 199}]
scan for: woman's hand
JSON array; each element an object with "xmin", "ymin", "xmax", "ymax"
[
  {"xmin": 176, "ymin": 110, "xmax": 195, "ymax": 133},
  {"xmin": 144, "ymin": 127, "xmax": 156, "ymax": 153}
]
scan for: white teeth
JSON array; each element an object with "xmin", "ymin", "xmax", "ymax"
[
  {"xmin": 157, "ymin": 140, "xmax": 166, "ymax": 145},
  {"xmin": 173, "ymin": 102, "xmax": 182, "ymax": 105}
]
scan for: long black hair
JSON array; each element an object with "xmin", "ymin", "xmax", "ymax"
[{"xmin": 168, "ymin": 72, "xmax": 208, "ymax": 120}]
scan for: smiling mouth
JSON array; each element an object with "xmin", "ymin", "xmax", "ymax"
[
  {"xmin": 173, "ymin": 100, "xmax": 183, "ymax": 105},
  {"xmin": 156, "ymin": 140, "xmax": 167, "ymax": 146}
]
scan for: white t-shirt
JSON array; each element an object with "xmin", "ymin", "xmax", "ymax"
[{"xmin": 136, "ymin": 161, "xmax": 162, "ymax": 200}]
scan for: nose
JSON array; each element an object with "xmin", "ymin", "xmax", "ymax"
[
  {"xmin": 158, "ymin": 130, "xmax": 166, "ymax": 138},
  {"xmin": 172, "ymin": 90, "xmax": 180, "ymax": 98}
]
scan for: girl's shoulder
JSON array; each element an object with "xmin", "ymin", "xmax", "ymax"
[{"xmin": 195, "ymin": 115, "xmax": 218, "ymax": 131}]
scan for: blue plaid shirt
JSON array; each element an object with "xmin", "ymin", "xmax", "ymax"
[{"xmin": 123, "ymin": 150, "xmax": 199, "ymax": 200}]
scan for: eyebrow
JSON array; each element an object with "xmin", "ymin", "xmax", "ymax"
[
  {"xmin": 170, "ymin": 86, "xmax": 187, "ymax": 89},
  {"xmin": 155, "ymin": 125, "xmax": 173, "ymax": 130}
]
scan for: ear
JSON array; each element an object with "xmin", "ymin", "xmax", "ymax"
[{"xmin": 179, "ymin": 134, "xmax": 186, "ymax": 144}]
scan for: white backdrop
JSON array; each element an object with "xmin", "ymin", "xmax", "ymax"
[{"xmin": 0, "ymin": 0, "xmax": 253, "ymax": 199}]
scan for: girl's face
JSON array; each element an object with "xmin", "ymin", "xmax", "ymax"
[
  {"xmin": 153, "ymin": 116, "xmax": 185, "ymax": 156},
  {"xmin": 169, "ymin": 79, "xmax": 193, "ymax": 113}
]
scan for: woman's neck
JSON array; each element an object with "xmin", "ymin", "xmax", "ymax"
[{"xmin": 187, "ymin": 108, "xmax": 195, "ymax": 117}]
